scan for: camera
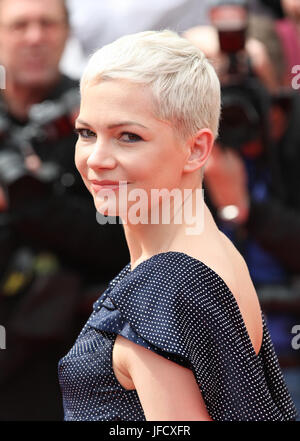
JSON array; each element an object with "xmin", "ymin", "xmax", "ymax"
[
  {"xmin": 0, "ymin": 88, "xmax": 79, "ymax": 214},
  {"xmin": 210, "ymin": 0, "xmax": 270, "ymax": 151},
  {"xmin": 0, "ymin": 149, "xmax": 62, "ymax": 213}
]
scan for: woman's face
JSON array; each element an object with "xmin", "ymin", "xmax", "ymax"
[{"xmin": 75, "ymin": 79, "xmax": 189, "ymax": 219}]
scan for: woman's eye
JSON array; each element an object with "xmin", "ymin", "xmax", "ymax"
[
  {"xmin": 119, "ymin": 132, "xmax": 143, "ymax": 143},
  {"xmin": 75, "ymin": 128, "xmax": 96, "ymax": 139}
]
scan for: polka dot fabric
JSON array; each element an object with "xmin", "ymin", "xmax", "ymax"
[{"xmin": 58, "ymin": 251, "xmax": 298, "ymax": 421}]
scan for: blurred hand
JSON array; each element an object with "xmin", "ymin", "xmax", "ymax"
[
  {"xmin": 204, "ymin": 143, "xmax": 249, "ymax": 224},
  {"xmin": 25, "ymin": 154, "xmax": 42, "ymax": 172}
]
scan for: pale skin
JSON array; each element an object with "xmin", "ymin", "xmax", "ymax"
[{"xmin": 75, "ymin": 79, "xmax": 263, "ymax": 421}]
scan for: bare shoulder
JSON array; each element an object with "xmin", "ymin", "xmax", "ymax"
[
  {"xmin": 215, "ymin": 229, "xmax": 258, "ymax": 305},
  {"xmin": 112, "ymin": 335, "xmax": 212, "ymax": 420},
  {"xmin": 187, "ymin": 229, "xmax": 249, "ymax": 299},
  {"xmin": 217, "ymin": 230, "xmax": 263, "ymax": 355},
  {"xmin": 181, "ymin": 227, "xmax": 263, "ymax": 355},
  {"xmin": 112, "ymin": 335, "xmax": 136, "ymax": 390},
  {"xmin": 218, "ymin": 230, "xmax": 250, "ymax": 274},
  {"xmin": 112, "ymin": 335, "xmax": 192, "ymax": 391}
]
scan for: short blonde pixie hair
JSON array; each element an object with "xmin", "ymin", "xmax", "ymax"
[{"xmin": 81, "ymin": 30, "xmax": 221, "ymax": 140}]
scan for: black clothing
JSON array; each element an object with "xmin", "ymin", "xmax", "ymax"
[
  {"xmin": 246, "ymin": 92, "xmax": 300, "ymax": 275},
  {"xmin": 0, "ymin": 74, "xmax": 129, "ymax": 421}
]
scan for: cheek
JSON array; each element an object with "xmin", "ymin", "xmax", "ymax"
[
  {"xmin": 75, "ymin": 152, "xmax": 91, "ymax": 194},
  {"xmin": 0, "ymin": 43, "xmax": 12, "ymax": 63},
  {"xmin": 74, "ymin": 145, "xmax": 87, "ymax": 177},
  {"xmin": 51, "ymin": 34, "xmax": 68, "ymax": 53},
  {"xmin": 136, "ymin": 146, "xmax": 183, "ymax": 181}
]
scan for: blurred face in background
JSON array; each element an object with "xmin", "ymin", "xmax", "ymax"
[
  {"xmin": 0, "ymin": 0, "xmax": 69, "ymax": 87},
  {"xmin": 209, "ymin": 5, "xmax": 248, "ymax": 30},
  {"xmin": 281, "ymin": 0, "xmax": 300, "ymax": 22}
]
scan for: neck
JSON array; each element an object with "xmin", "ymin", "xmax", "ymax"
[
  {"xmin": 121, "ymin": 181, "xmax": 214, "ymax": 270},
  {"xmin": 2, "ymin": 77, "xmax": 59, "ymax": 120}
]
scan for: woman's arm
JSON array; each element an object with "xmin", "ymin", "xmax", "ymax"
[{"xmin": 113, "ymin": 335, "xmax": 213, "ymax": 421}]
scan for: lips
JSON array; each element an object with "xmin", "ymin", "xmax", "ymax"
[
  {"xmin": 92, "ymin": 180, "xmax": 120, "ymax": 185},
  {"xmin": 89, "ymin": 180, "xmax": 129, "ymax": 192}
]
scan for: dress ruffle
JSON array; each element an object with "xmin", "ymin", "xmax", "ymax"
[{"xmin": 84, "ymin": 251, "xmax": 297, "ymax": 421}]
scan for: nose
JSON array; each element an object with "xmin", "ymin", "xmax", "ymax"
[
  {"xmin": 86, "ymin": 140, "xmax": 117, "ymax": 171},
  {"xmin": 24, "ymin": 22, "xmax": 44, "ymax": 44}
]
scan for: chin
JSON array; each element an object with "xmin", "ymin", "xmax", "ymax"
[
  {"xmin": 94, "ymin": 200, "xmax": 120, "ymax": 218},
  {"xmin": 16, "ymin": 70, "xmax": 57, "ymax": 87}
]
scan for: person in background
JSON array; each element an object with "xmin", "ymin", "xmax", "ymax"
[
  {"xmin": 0, "ymin": 0, "xmax": 128, "ymax": 421},
  {"xmin": 246, "ymin": 0, "xmax": 300, "ymax": 89},
  {"xmin": 183, "ymin": 0, "xmax": 281, "ymax": 93}
]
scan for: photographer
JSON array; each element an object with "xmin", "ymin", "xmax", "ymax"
[
  {"xmin": 185, "ymin": 1, "xmax": 300, "ymax": 303},
  {"xmin": 0, "ymin": 0, "xmax": 128, "ymax": 420},
  {"xmin": 184, "ymin": 0, "xmax": 280, "ymax": 92}
]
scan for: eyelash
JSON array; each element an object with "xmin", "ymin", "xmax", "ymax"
[
  {"xmin": 74, "ymin": 129, "xmax": 143, "ymax": 143},
  {"xmin": 74, "ymin": 128, "xmax": 96, "ymax": 139},
  {"xmin": 120, "ymin": 132, "xmax": 143, "ymax": 143}
]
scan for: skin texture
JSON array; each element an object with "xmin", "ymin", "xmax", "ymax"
[
  {"xmin": 75, "ymin": 78, "xmax": 263, "ymax": 421},
  {"xmin": 75, "ymin": 79, "xmax": 214, "ymax": 265},
  {"xmin": 112, "ymin": 335, "xmax": 213, "ymax": 421},
  {"xmin": 75, "ymin": 80, "xmax": 193, "ymax": 219}
]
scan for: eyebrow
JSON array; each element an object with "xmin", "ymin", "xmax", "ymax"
[{"xmin": 75, "ymin": 119, "xmax": 149, "ymax": 130}]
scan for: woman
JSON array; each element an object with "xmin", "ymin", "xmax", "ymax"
[{"xmin": 58, "ymin": 30, "xmax": 297, "ymax": 421}]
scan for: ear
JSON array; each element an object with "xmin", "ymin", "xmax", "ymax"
[{"xmin": 183, "ymin": 128, "xmax": 215, "ymax": 174}]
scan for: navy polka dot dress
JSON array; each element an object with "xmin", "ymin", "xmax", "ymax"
[{"xmin": 58, "ymin": 252, "xmax": 298, "ymax": 421}]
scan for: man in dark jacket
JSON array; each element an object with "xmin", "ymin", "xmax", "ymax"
[{"xmin": 0, "ymin": 0, "xmax": 129, "ymax": 420}]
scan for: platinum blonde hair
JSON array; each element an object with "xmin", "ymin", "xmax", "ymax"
[{"xmin": 81, "ymin": 30, "xmax": 221, "ymax": 140}]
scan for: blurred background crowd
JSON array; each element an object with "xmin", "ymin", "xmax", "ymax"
[{"xmin": 0, "ymin": 0, "xmax": 299, "ymax": 421}]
